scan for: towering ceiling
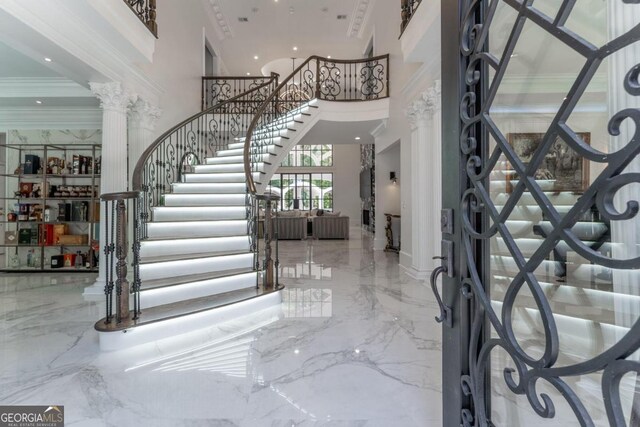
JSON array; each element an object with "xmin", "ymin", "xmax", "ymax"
[{"xmin": 207, "ymin": 0, "xmax": 373, "ymax": 76}]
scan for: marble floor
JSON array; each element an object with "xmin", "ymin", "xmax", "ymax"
[{"xmin": 0, "ymin": 228, "xmax": 443, "ymax": 427}]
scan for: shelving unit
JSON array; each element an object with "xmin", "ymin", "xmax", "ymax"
[{"xmin": 0, "ymin": 143, "xmax": 101, "ymax": 272}]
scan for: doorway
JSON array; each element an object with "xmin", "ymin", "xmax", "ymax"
[{"xmin": 439, "ymin": 1, "xmax": 640, "ymax": 425}]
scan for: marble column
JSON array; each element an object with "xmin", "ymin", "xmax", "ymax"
[
  {"xmin": 405, "ymin": 81, "xmax": 442, "ymax": 280},
  {"xmin": 84, "ymin": 82, "xmax": 137, "ymax": 297},
  {"xmin": 128, "ymin": 99, "xmax": 161, "ymax": 187}
]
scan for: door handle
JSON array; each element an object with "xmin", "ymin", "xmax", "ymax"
[{"xmin": 430, "ymin": 257, "xmax": 452, "ymax": 328}]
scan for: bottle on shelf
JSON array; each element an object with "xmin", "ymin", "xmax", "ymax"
[
  {"xmin": 10, "ymin": 250, "xmax": 19, "ymax": 268},
  {"xmin": 74, "ymin": 251, "xmax": 83, "ymax": 269}
]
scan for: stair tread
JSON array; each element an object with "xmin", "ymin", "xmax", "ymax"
[
  {"xmin": 142, "ymin": 233, "xmax": 249, "ymax": 243},
  {"xmin": 95, "ymin": 284, "xmax": 283, "ymax": 332},
  {"xmin": 140, "ymin": 249, "xmax": 251, "ymax": 265},
  {"xmin": 140, "ymin": 267, "xmax": 257, "ymax": 290}
]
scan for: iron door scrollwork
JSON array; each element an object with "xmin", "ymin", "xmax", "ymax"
[{"xmin": 457, "ymin": 0, "xmax": 640, "ymax": 426}]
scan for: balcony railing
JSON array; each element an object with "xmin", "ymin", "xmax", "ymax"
[
  {"xmin": 124, "ymin": 0, "xmax": 158, "ymax": 37},
  {"xmin": 400, "ymin": 0, "xmax": 422, "ymax": 36},
  {"xmin": 202, "ymin": 75, "xmax": 279, "ymax": 110}
]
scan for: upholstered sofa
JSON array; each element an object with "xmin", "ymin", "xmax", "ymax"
[
  {"xmin": 313, "ymin": 215, "xmax": 350, "ymax": 239},
  {"xmin": 273, "ymin": 216, "xmax": 307, "ymax": 240}
]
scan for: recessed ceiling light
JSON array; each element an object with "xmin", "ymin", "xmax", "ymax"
[
  {"xmin": 246, "ymin": 72, "xmax": 251, "ymax": 75},
  {"xmin": 327, "ymin": 55, "xmax": 332, "ymax": 59},
  {"xmin": 510, "ymin": 53, "xmax": 519, "ymax": 58},
  {"xmin": 293, "ymin": 46, "xmax": 298, "ymax": 51},
  {"xmin": 355, "ymin": 136, "xmax": 361, "ymax": 140},
  {"xmin": 44, "ymin": 57, "xmax": 52, "ymax": 62},
  {"xmin": 254, "ymin": 55, "xmax": 259, "ymax": 60},
  {"xmin": 35, "ymin": 100, "xmax": 42, "ymax": 104}
]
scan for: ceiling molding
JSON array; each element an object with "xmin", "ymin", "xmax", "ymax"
[
  {"xmin": 0, "ymin": 107, "xmax": 102, "ymax": 129},
  {"xmin": 370, "ymin": 119, "xmax": 388, "ymax": 139},
  {"xmin": 347, "ymin": 0, "xmax": 372, "ymax": 39},
  {"xmin": 207, "ymin": 0, "xmax": 233, "ymax": 39},
  {"xmin": 0, "ymin": 78, "xmax": 92, "ymax": 98}
]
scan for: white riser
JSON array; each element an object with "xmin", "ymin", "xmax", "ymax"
[
  {"xmin": 490, "ymin": 237, "xmax": 613, "ymax": 258},
  {"xmin": 139, "ymin": 272, "xmax": 257, "ymax": 308},
  {"xmin": 205, "ymin": 153, "xmax": 270, "ymax": 165},
  {"xmin": 147, "ymin": 220, "xmax": 248, "ymax": 239},
  {"xmin": 490, "ymin": 254, "xmax": 611, "ymax": 283},
  {"xmin": 193, "ymin": 163, "xmax": 252, "ymax": 173},
  {"xmin": 217, "ymin": 148, "xmax": 244, "ymax": 157},
  {"xmin": 492, "ymin": 192, "xmax": 578, "ymax": 206},
  {"xmin": 153, "ymin": 206, "xmax": 246, "ymax": 221},
  {"xmin": 183, "ymin": 173, "xmax": 258, "ymax": 183},
  {"xmin": 164, "ymin": 194, "xmax": 246, "ymax": 207},
  {"xmin": 139, "ymin": 252, "xmax": 254, "ymax": 281},
  {"xmin": 489, "ymin": 179, "xmax": 556, "ymax": 192},
  {"xmin": 205, "ymin": 155, "xmax": 244, "ymax": 164},
  {"xmin": 140, "ymin": 236, "xmax": 251, "ymax": 259},
  {"xmin": 172, "ymin": 183, "xmax": 246, "ymax": 194},
  {"xmin": 98, "ymin": 291, "xmax": 282, "ymax": 351}
]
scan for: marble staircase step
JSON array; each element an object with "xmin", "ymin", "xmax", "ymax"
[
  {"xmin": 139, "ymin": 251, "xmax": 254, "ymax": 281},
  {"xmin": 94, "ymin": 285, "xmax": 283, "ymax": 351},
  {"xmin": 152, "ymin": 206, "xmax": 246, "ymax": 221},
  {"xmin": 163, "ymin": 193, "xmax": 246, "ymax": 207},
  {"xmin": 140, "ymin": 235, "xmax": 250, "ymax": 259},
  {"xmin": 146, "ymin": 219, "xmax": 248, "ymax": 239}
]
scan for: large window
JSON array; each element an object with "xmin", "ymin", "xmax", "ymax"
[
  {"xmin": 268, "ymin": 173, "xmax": 333, "ymax": 211},
  {"xmin": 281, "ymin": 145, "xmax": 333, "ymax": 167}
]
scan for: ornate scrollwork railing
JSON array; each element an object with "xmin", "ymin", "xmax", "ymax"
[
  {"xmin": 400, "ymin": 0, "xmax": 422, "ymax": 36},
  {"xmin": 458, "ymin": 0, "xmax": 640, "ymax": 425},
  {"xmin": 124, "ymin": 0, "xmax": 158, "ymax": 37},
  {"xmin": 202, "ymin": 75, "xmax": 279, "ymax": 110},
  {"xmin": 243, "ymin": 54, "xmax": 390, "ymax": 194},
  {"xmin": 132, "ymin": 74, "xmax": 279, "ymax": 241}
]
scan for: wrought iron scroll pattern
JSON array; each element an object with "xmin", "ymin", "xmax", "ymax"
[
  {"xmin": 459, "ymin": 0, "xmax": 640, "ymax": 425},
  {"xmin": 202, "ymin": 76, "xmax": 277, "ymax": 110},
  {"xmin": 124, "ymin": 0, "xmax": 157, "ymax": 37}
]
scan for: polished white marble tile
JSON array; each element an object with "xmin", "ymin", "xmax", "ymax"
[{"xmin": 0, "ymin": 228, "xmax": 442, "ymax": 426}]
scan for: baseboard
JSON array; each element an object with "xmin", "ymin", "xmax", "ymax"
[{"xmin": 400, "ymin": 263, "xmax": 432, "ymax": 281}]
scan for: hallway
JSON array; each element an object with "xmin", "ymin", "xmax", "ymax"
[{"xmin": 0, "ymin": 229, "xmax": 442, "ymax": 426}]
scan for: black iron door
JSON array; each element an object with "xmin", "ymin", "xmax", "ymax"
[{"xmin": 440, "ymin": 1, "xmax": 640, "ymax": 425}]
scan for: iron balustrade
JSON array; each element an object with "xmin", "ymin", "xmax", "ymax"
[
  {"xmin": 202, "ymin": 75, "xmax": 279, "ymax": 110},
  {"xmin": 244, "ymin": 54, "xmax": 390, "ymax": 196},
  {"xmin": 98, "ymin": 191, "xmax": 140, "ymax": 329},
  {"xmin": 400, "ymin": 0, "xmax": 422, "ymax": 36},
  {"xmin": 124, "ymin": 0, "xmax": 158, "ymax": 37}
]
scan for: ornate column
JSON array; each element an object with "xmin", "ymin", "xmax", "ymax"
[
  {"xmin": 128, "ymin": 99, "xmax": 161, "ymax": 187},
  {"xmin": 84, "ymin": 82, "xmax": 137, "ymax": 297},
  {"xmin": 405, "ymin": 80, "xmax": 441, "ymax": 279}
]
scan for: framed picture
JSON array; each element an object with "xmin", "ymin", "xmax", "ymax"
[{"xmin": 505, "ymin": 132, "xmax": 590, "ymax": 194}]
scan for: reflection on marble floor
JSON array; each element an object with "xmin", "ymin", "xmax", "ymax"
[{"xmin": 0, "ymin": 228, "xmax": 442, "ymax": 426}]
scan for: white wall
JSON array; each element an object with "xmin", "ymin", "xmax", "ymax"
[
  {"xmin": 138, "ymin": 0, "xmax": 221, "ymax": 137},
  {"xmin": 333, "ymin": 144, "xmax": 361, "ymax": 225}
]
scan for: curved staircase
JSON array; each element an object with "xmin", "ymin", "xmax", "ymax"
[{"xmin": 94, "ymin": 55, "xmax": 389, "ymax": 351}]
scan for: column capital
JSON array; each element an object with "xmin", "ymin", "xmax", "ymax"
[
  {"xmin": 90, "ymin": 82, "xmax": 137, "ymax": 113},
  {"xmin": 406, "ymin": 80, "xmax": 441, "ymax": 129},
  {"xmin": 128, "ymin": 98, "xmax": 162, "ymax": 131},
  {"xmin": 405, "ymin": 99, "xmax": 430, "ymax": 129},
  {"xmin": 422, "ymin": 80, "xmax": 441, "ymax": 112}
]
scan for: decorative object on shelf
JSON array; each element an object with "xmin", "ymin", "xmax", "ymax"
[
  {"xmin": 390, "ymin": 171, "xmax": 397, "ymax": 184},
  {"xmin": 506, "ymin": 132, "xmax": 591, "ymax": 194},
  {"xmin": 4, "ymin": 231, "xmax": 17, "ymax": 245},
  {"xmin": 24, "ymin": 154, "xmax": 40, "ymax": 174}
]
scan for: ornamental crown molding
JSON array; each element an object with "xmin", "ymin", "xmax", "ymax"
[
  {"xmin": 90, "ymin": 82, "xmax": 137, "ymax": 113},
  {"xmin": 347, "ymin": 0, "xmax": 372, "ymax": 38},
  {"xmin": 208, "ymin": 0, "xmax": 233, "ymax": 39},
  {"xmin": 128, "ymin": 98, "xmax": 162, "ymax": 130},
  {"xmin": 405, "ymin": 99, "xmax": 430, "ymax": 128}
]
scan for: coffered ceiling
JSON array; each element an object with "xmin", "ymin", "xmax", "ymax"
[{"xmin": 206, "ymin": 0, "xmax": 373, "ymax": 76}]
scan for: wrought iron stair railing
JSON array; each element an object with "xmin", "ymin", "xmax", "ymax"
[
  {"xmin": 202, "ymin": 74, "xmax": 279, "ymax": 110},
  {"xmin": 400, "ymin": 0, "xmax": 422, "ymax": 36},
  {"xmin": 243, "ymin": 54, "xmax": 390, "ymax": 195}
]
